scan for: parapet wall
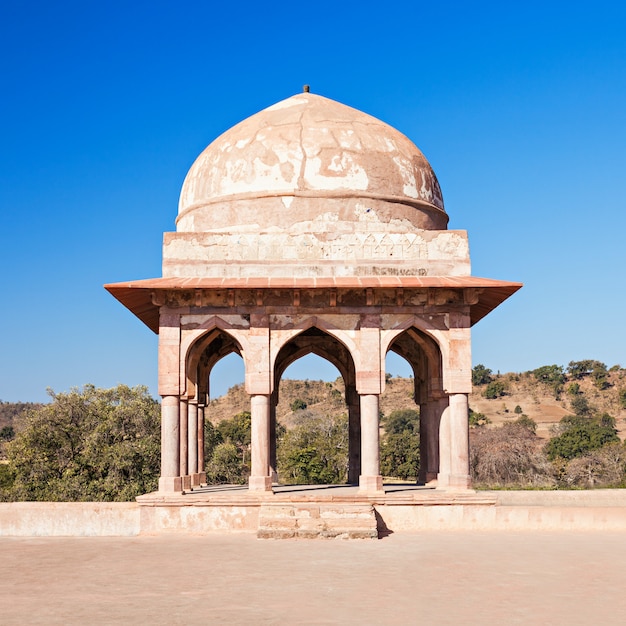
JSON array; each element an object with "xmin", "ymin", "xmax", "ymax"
[
  {"xmin": 0, "ymin": 502, "xmax": 140, "ymax": 536},
  {"xmin": 2, "ymin": 491, "xmax": 626, "ymax": 536}
]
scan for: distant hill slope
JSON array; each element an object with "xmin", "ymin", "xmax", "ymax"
[
  {"xmin": 4, "ymin": 367, "xmax": 624, "ymax": 443},
  {"xmin": 471, "ymin": 370, "xmax": 626, "ymax": 439},
  {"xmin": 207, "ymin": 369, "xmax": 626, "ymax": 441},
  {"xmin": 0, "ymin": 401, "xmax": 42, "ymax": 432}
]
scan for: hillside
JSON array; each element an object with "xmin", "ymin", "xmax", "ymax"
[
  {"xmin": 3, "ymin": 365, "xmax": 625, "ymax": 443},
  {"xmin": 207, "ymin": 367, "xmax": 626, "ymax": 441},
  {"xmin": 470, "ymin": 368, "xmax": 626, "ymax": 440}
]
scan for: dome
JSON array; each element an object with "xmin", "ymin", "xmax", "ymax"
[{"xmin": 177, "ymin": 93, "xmax": 447, "ymax": 233}]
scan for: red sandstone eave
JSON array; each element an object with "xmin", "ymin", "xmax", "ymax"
[{"xmin": 104, "ymin": 277, "xmax": 522, "ymax": 333}]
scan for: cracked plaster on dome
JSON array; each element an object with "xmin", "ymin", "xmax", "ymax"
[{"xmin": 167, "ymin": 92, "xmax": 466, "ymax": 280}]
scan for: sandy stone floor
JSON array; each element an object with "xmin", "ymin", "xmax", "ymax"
[{"xmin": 2, "ymin": 531, "xmax": 625, "ymax": 625}]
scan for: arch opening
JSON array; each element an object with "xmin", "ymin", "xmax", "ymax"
[
  {"xmin": 386, "ymin": 327, "xmax": 446, "ymax": 485},
  {"xmin": 182, "ymin": 330, "xmax": 251, "ymax": 486},
  {"xmin": 273, "ymin": 326, "xmax": 359, "ymax": 485}
]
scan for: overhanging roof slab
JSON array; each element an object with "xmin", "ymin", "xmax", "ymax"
[{"xmin": 105, "ymin": 276, "xmax": 522, "ymax": 333}]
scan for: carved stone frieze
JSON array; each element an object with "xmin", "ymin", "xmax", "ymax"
[{"xmin": 151, "ymin": 287, "xmax": 474, "ymax": 313}]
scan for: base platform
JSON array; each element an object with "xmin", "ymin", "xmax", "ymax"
[
  {"xmin": 136, "ymin": 483, "xmax": 496, "ymax": 538},
  {"xmin": 4, "ymin": 488, "xmax": 626, "ymax": 537}
]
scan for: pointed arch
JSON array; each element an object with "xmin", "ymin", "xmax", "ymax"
[
  {"xmin": 269, "ymin": 315, "xmax": 358, "ymax": 378},
  {"xmin": 181, "ymin": 317, "xmax": 247, "ymax": 398},
  {"xmin": 272, "ymin": 323, "xmax": 360, "ymax": 484}
]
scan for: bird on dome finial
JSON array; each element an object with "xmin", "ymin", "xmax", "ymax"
[{"xmin": 303, "ymin": 84, "xmax": 310, "ymax": 93}]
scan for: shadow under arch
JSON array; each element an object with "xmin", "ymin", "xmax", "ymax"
[
  {"xmin": 272, "ymin": 326, "xmax": 361, "ymax": 484},
  {"xmin": 386, "ymin": 325, "xmax": 446, "ymax": 485}
]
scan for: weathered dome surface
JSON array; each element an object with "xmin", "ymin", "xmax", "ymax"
[{"xmin": 177, "ymin": 93, "xmax": 447, "ymax": 233}]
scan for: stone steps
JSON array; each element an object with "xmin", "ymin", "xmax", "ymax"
[{"xmin": 257, "ymin": 503, "xmax": 379, "ymax": 539}]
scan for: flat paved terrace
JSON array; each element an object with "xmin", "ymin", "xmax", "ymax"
[
  {"xmin": 140, "ymin": 483, "xmax": 626, "ymax": 505},
  {"xmin": 139, "ymin": 482, "xmax": 496, "ymax": 503},
  {"xmin": 3, "ymin": 531, "xmax": 625, "ymax": 625}
]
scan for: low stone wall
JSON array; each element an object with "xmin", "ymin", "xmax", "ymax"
[
  {"xmin": 375, "ymin": 504, "xmax": 626, "ymax": 531},
  {"xmin": 139, "ymin": 504, "xmax": 258, "ymax": 534},
  {"xmin": 3, "ymin": 491, "xmax": 626, "ymax": 536},
  {"xmin": 0, "ymin": 502, "xmax": 140, "ymax": 536},
  {"xmin": 376, "ymin": 490, "xmax": 626, "ymax": 531}
]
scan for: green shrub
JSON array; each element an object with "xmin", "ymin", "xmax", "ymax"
[
  {"xmin": 483, "ymin": 380, "xmax": 506, "ymax": 399},
  {"xmin": 472, "ymin": 364, "xmax": 493, "ymax": 386},
  {"xmin": 469, "ymin": 408, "xmax": 490, "ymax": 427},
  {"xmin": 290, "ymin": 399, "xmax": 308, "ymax": 412},
  {"xmin": 545, "ymin": 415, "xmax": 619, "ymax": 461}
]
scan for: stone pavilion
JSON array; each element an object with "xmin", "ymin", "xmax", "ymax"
[{"xmin": 106, "ymin": 91, "xmax": 521, "ymax": 495}]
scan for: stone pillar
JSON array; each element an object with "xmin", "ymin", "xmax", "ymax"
[
  {"xmin": 347, "ymin": 386, "xmax": 361, "ymax": 484},
  {"xmin": 197, "ymin": 404, "xmax": 206, "ymax": 482},
  {"xmin": 178, "ymin": 399, "xmax": 191, "ymax": 490},
  {"xmin": 438, "ymin": 394, "xmax": 470, "ymax": 489},
  {"xmin": 419, "ymin": 396, "xmax": 446, "ymax": 484},
  {"xmin": 269, "ymin": 392, "xmax": 278, "ymax": 483},
  {"xmin": 448, "ymin": 393, "xmax": 471, "ymax": 489},
  {"xmin": 359, "ymin": 393, "xmax": 383, "ymax": 492},
  {"xmin": 188, "ymin": 400, "xmax": 198, "ymax": 485},
  {"xmin": 179, "ymin": 399, "xmax": 188, "ymax": 478},
  {"xmin": 249, "ymin": 394, "xmax": 272, "ymax": 492},
  {"xmin": 437, "ymin": 404, "xmax": 451, "ymax": 489},
  {"xmin": 157, "ymin": 308, "xmax": 181, "ymax": 493},
  {"xmin": 418, "ymin": 401, "xmax": 430, "ymax": 485},
  {"xmin": 158, "ymin": 395, "xmax": 181, "ymax": 492}
]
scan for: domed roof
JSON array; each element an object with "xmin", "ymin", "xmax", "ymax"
[{"xmin": 177, "ymin": 92, "xmax": 447, "ymax": 233}]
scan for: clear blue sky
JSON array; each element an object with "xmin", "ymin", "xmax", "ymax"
[{"xmin": 1, "ymin": 1, "xmax": 625, "ymax": 402}]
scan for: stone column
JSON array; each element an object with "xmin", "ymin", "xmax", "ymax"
[
  {"xmin": 157, "ymin": 308, "xmax": 181, "ymax": 493},
  {"xmin": 437, "ymin": 404, "xmax": 451, "ymax": 489},
  {"xmin": 249, "ymin": 394, "xmax": 272, "ymax": 492},
  {"xmin": 158, "ymin": 395, "xmax": 181, "ymax": 492},
  {"xmin": 197, "ymin": 403, "xmax": 206, "ymax": 483},
  {"xmin": 269, "ymin": 392, "xmax": 278, "ymax": 483},
  {"xmin": 188, "ymin": 400, "xmax": 198, "ymax": 485},
  {"xmin": 346, "ymin": 386, "xmax": 361, "ymax": 484},
  {"xmin": 438, "ymin": 394, "xmax": 470, "ymax": 489},
  {"xmin": 419, "ymin": 396, "xmax": 446, "ymax": 484},
  {"xmin": 448, "ymin": 393, "xmax": 471, "ymax": 489},
  {"xmin": 359, "ymin": 393, "xmax": 383, "ymax": 492},
  {"xmin": 418, "ymin": 401, "xmax": 431, "ymax": 485},
  {"xmin": 179, "ymin": 399, "xmax": 188, "ymax": 479}
]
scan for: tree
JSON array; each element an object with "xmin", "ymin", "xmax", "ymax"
[
  {"xmin": 217, "ymin": 411, "xmax": 251, "ymax": 449},
  {"xmin": 591, "ymin": 362, "xmax": 609, "ymax": 390},
  {"xmin": 290, "ymin": 399, "xmax": 308, "ymax": 412},
  {"xmin": 470, "ymin": 422, "xmax": 553, "ymax": 487},
  {"xmin": 567, "ymin": 360, "xmax": 596, "ymax": 379},
  {"xmin": 531, "ymin": 365, "xmax": 565, "ymax": 399},
  {"xmin": 570, "ymin": 395, "xmax": 591, "ymax": 417},
  {"xmin": 381, "ymin": 409, "xmax": 419, "ymax": 435},
  {"xmin": 277, "ymin": 411, "xmax": 348, "ymax": 484},
  {"xmin": 545, "ymin": 414, "xmax": 619, "ymax": 461},
  {"xmin": 567, "ymin": 382, "xmax": 580, "ymax": 396},
  {"xmin": 469, "ymin": 408, "xmax": 490, "ymax": 427},
  {"xmin": 206, "ymin": 442, "xmax": 247, "ymax": 484},
  {"xmin": 514, "ymin": 414, "xmax": 537, "ymax": 434},
  {"xmin": 380, "ymin": 409, "xmax": 420, "ymax": 480},
  {"xmin": 483, "ymin": 380, "xmax": 507, "ymax": 399},
  {"xmin": 567, "ymin": 359, "xmax": 607, "ymax": 380},
  {"xmin": 4, "ymin": 385, "xmax": 160, "ymax": 502},
  {"xmin": 205, "ymin": 411, "xmax": 252, "ymax": 484},
  {"xmin": 0, "ymin": 426, "xmax": 15, "ymax": 441},
  {"xmin": 559, "ymin": 443, "xmax": 626, "ymax": 488},
  {"xmin": 472, "ymin": 364, "xmax": 493, "ymax": 386},
  {"xmin": 380, "ymin": 431, "xmax": 419, "ymax": 480}
]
